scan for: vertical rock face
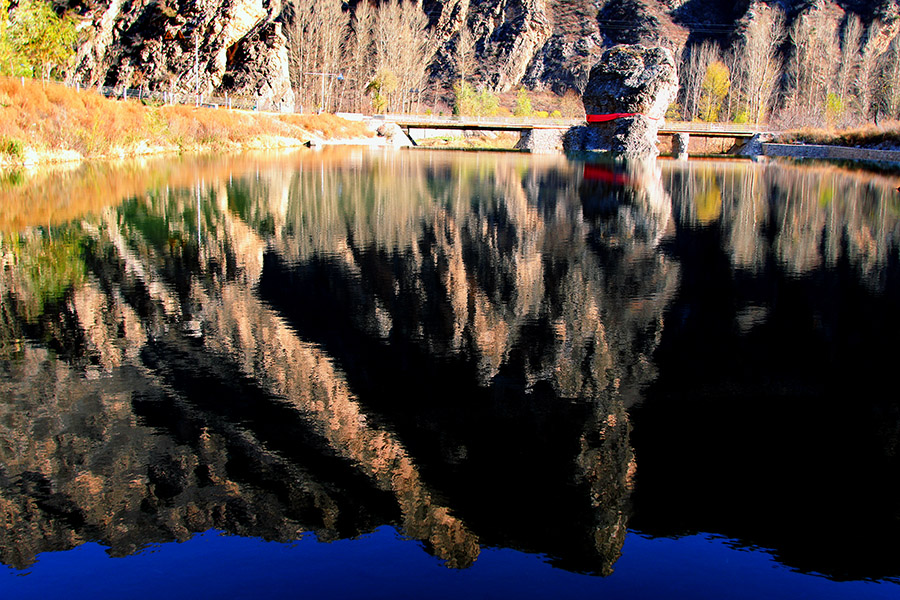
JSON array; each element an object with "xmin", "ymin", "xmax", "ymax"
[
  {"xmin": 473, "ymin": 0, "xmax": 555, "ymax": 91},
  {"xmin": 427, "ymin": 0, "xmax": 555, "ymax": 92},
  {"xmin": 220, "ymin": 22, "xmax": 295, "ymax": 110},
  {"xmin": 520, "ymin": 0, "xmax": 606, "ymax": 94},
  {"xmin": 61, "ymin": 0, "xmax": 900, "ymax": 108},
  {"xmin": 577, "ymin": 45, "xmax": 678, "ymax": 160},
  {"xmin": 70, "ymin": 0, "xmax": 293, "ymax": 107}
]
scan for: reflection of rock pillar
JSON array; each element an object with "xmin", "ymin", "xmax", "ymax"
[
  {"xmin": 575, "ymin": 159, "xmax": 679, "ymax": 574},
  {"xmin": 577, "ymin": 403, "xmax": 635, "ymax": 576},
  {"xmin": 673, "ymin": 133, "xmax": 689, "ymax": 161}
]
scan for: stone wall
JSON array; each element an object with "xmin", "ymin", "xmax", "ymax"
[
  {"xmin": 762, "ymin": 143, "xmax": 900, "ymax": 164},
  {"xmin": 515, "ymin": 129, "xmax": 566, "ymax": 153}
]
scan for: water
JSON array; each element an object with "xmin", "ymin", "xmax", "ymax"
[{"xmin": 1, "ymin": 150, "xmax": 899, "ymax": 598}]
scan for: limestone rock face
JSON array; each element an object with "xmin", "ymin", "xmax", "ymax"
[
  {"xmin": 426, "ymin": 0, "xmax": 555, "ymax": 93},
  {"xmin": 60, "ymin": 0, "xmax": 900, "ymax": 107},
  {"xmin": 579, "ymin": 45, "xmax": 678, "ymax": 160},
  {"xmin": 220, "ymin": 22, "xmax": 295, "ymax": 111},
  {"xmin": 69, "ymin": 0, "xmax": 292, "ymax": 107}
]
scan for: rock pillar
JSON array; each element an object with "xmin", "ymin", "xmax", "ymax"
[{"xmin": 577, "ymin": 45, "xmax": 679, "ymax": 160}]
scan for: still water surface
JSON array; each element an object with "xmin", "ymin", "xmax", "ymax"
[{"xmin": 1, "ymin": 150, "xmax": 899, "ymax": 598}]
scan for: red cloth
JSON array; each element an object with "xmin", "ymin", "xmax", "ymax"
[
  {"xmin": 583, "ymin": 165, "xmax": 629, "ymax": 185},
  {"xmin": 586, "ymin": 113, "xmax": 640, "ymax": 123}
]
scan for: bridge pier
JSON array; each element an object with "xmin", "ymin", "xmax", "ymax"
[
  {"xmin": 514, "ymin": 128, "xmax": 566, "ymax": 154},
  {"xmin": 400, "ymin": 126, "xmax": 418, "ymax": 146},
  {"xmin": 673, "ymin": 132, "xmax": 689, "ymax": 160}
]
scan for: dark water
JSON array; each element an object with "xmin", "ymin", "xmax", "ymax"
[{"xmin": 1, "ymin": 150, "xmax": 899, "ymax": 598}]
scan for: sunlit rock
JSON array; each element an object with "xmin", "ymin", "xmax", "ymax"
[{"xmin": 575, "ymin": 45, "xmax": 678, "ymax": 160}]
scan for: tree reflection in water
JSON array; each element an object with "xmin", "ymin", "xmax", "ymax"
[{"xmin": 0, "ymin": 151, "xmax": 898, "ymax": 583}]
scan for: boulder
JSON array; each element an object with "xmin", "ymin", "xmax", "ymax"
[
  {"xmin": 579, "ymin": 45, "xmax": 678, "ymax": 160},
  {"xmin": 736, "ymin": 132, "xmax": 775, "ymax": 158},
  {"xmin": 376, "ymin": 123, "xmax": 414, "ymax": 148}
]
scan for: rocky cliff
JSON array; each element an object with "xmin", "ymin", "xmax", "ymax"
[{"xmin": 59, "ymin": 0, "xmax": 900, "ymax": 105}]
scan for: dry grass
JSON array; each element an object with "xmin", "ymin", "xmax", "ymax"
[
  {"xmin": 279, "ymin": 113, "xmax": 373, "ymax": 139},
  {"xmin": 0, "ymin": 77, "xmax": 373, "ymax": 163},
  {"xmin": 416, "ymin": 132, "xmax": 520, "ymax": 149},
  {"xmin": 778, "ymin": 122, "xmax": 900, "ymax": 149}
]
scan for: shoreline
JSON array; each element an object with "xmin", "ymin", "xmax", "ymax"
[
  {"xmin": 761, "ymin": 142, "xmax": 900, "ymax": 165},
  {"xmin": 0, "ymin": 78, "xmax": 392, "ymax": 169},
  {"xmin": 0, "ymin": 136, "xmax": 396, "ymax": 169},
  {"xmin": 7, "ymin": 138, "xmax": 900, "ymax": 169}
]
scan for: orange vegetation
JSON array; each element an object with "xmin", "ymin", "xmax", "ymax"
[
  {"xmin": 0, "ymin": 77, "xmax": 373, "ymax": 163},
  {"xmin": 0, "ymin": 149, "xmax": 387, "ymax": 232},
  {"xmin": 279, "ymin": 113, "xmax": 374, "ymax": 140},
  {"xmin": 0, "ymin": 161, "xmax": 184, "ymax": 232},
  {"xmin": 778, "ymin": 121, "xmax": 900, "ymax": 149}
]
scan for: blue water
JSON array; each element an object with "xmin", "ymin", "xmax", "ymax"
[{"xmin": 3, "ymin": 529, "xmax": 896, "ymax": 600}]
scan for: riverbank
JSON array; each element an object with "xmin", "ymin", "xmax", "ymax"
[
  {"xmin": 777, "ymin": 123, "xmax": 900, "ymax": 150},
  {"xmin": 0, "ymin": 78, "xmax": 378, "ymax": 167},
  {"xmin": 761, "ymin": 142, "xmax": 900, "ymax": 165},
  {"xmin": 764, "ymin": 123, "xmax": 900, "ymax": 163}
]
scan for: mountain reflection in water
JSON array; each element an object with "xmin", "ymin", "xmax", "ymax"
[{"xmin": 0, "ymin": 151, "xmax": 899, "ymax": 591}]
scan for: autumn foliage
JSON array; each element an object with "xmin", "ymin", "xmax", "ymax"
[{"xmin": 0, "ymin": 77, "xmax": 372, "ymax": 163}]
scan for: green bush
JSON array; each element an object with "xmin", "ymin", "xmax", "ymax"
[
  {"xmin": 514, "ymin": 88, "xmax": 533, "ymax": 117},
  {"xmin": 453, "ymin": 80, "xmax": 500, "ymax": 117},
  {"xmin": 0, "ymin": 136, "xmax": 24, "ymax": 157}
]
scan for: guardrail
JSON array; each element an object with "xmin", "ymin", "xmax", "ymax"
[
  {"xmin": 70, "ymin": 82, "xmax": 295, "ymax": 113},
  {"xmin": 660, "ymin": 121, "xmax": 769, "ymax": 133},
  {"xmin": 64, "ymin": 81, "xmax": 779, "ymax": 131},
  {"xmin": 381, "ymin": 114, "xmax": 773, "ymax": 133},
  {"xmin": 377, "ymin": 113, "xmax": 584, "ymax": 128}
]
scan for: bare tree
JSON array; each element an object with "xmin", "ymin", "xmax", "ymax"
[
  {"xmin": 371, "ymin": 0, "xmax": 431, "ymax": 113},
  {"xmin": 722, "ymin": 46, "xmax": 744, "ymax": 122},
  {"xmin": 876, "ymin": 33, "xmax": 900, "ymax": 119},
  {"xmin": 347, "ymin": 0, "xmax": 374, "ymax": 112},
  {"xmin": 853, "ymin": 21, "xmax": 882, "ymax": 122},
  {"xmin": 287, "ymin": 0, "xmax": 347, "ymax": 113},
  {"xmin": 733, "ymin": 3, "xmax": 786, "ymax": 124},
  {"xmin": 784, "ymin": 9, "xmax": 839, "ymax": 125},
  {"xmin": 456, "ymin": 24, "xmax": 474, "ymax": 84},
  {"xmin": 835, "ymin": 15, "xmax": 862, "ymax": 110},
  {"xmin": 680, "ymin": 40, "xmax": 721, "ymax": 121}
]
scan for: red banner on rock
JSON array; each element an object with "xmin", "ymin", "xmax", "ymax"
[{"xmin": 586, "ymin": 113, "xmax": 640, "ymax": 123}]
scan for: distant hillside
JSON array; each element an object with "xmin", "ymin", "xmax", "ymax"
[{"xmin": 14, "ymin": 0, "xmax": 900, "ymax": 124}]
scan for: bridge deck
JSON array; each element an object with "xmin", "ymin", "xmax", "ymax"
[{"xmin": 382, "ymin": 115, "xmax": 762, "ymax": 138}]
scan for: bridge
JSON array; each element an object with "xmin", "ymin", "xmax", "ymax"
[
  {"xmin": 376, "ymin": 114, "xmax": 764, "ymax": 137},
  {"xmin": 370, "ymin": 114, "xmax": 766, "ymax": 154}
]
